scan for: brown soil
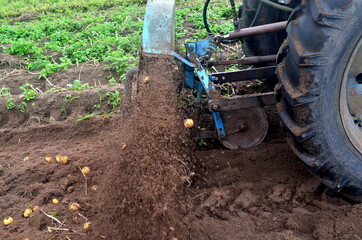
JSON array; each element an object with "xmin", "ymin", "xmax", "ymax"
[{"xmin": 0, "ymin": 57, "xmax": 362, "ymax": 240}]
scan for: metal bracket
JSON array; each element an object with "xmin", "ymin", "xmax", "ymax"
[{"xmin": 209, "ymin": 92, "xmax": 277, "ymax": 112}]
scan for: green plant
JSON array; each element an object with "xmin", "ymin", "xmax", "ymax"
[
  {"xmin": 6, "ymin": 99, "xmax": 17, "ymax": 110},
  {"xmin": 198, "ymin": 139, "xmax": 207, "ymax": 147},
  {"xmin": 67, "ymin": 80, "xmax": 90, "ymax": 90},
  {"xmin": 76, "ymin": 112, "xmax": 101, "ymax": 121},
  {"xmin": 20, "ymin": 83, "xmax": 40, "ymax": 101},
  {"xmin": 64, "ymin": 94, "xmax": 80, "ymax": 102},
  {"xmin": 101, "ymin": 90, "xmax": 122, "ymax": 110}
]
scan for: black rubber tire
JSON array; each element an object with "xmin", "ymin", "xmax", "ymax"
[
  {"xmin": 276, "ymin": 0, "xmax": 362, "ymax": 201},
  {"xmin": 241, "ymin": 0, "xmax": 288, "ymax": 56}
]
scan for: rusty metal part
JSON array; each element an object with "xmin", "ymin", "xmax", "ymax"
[
  {"xmin": 340, "ymin": 36, "xmax": 362, "ymax": 154},
  {"xmin": 220, "ymin": 108, "xmax": 268, "ymax": 149},
  {"xmin": 224, "ymin": 21, "xmax": 288, "ymax": 40},
  {"xmin": 211, "ymin": 66, "xmax": 276, "ymax": 83},
  {"xmin": 207, "ymin": 55, "xmax": 276, "ymax": 67},
  {"xmin": 209, "ymin": 92, "xmax": 276, "ymax": 111}
]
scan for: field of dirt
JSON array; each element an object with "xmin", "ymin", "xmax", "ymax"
[{"xmin": 1, "ymin": 53, "xmax": 362, "ymax": 240}]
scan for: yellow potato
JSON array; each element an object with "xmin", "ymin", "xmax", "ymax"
[
  {"xmin": 45, "ymin": 157, "xmax": 52, "ymax": 162},
  {"xmin": 183, "ymin": 118, "xmax": 194, "ymax": 129},
  {"xmin": 52, "ymin": 198, "xmax": 59, "ymax": 204},
  {"xmin": 69, "ymin": 202, "xmax": 81, "ymax": 211},
  {"xmin": 55, "ymin": 155, "xmax": 61, "ymax": 163},
  {"xmin": 60, "ymin": 156, "xmax": 69, "ymax": 165},
  {"xmin": 120, "ymin": 143, "xmax": 127, "ymax": 150},
  {"xmin": 143, "ymin": 76, "xmax": 150, "ymax": 84},
  {"xmin": 81, "ymin": 167, "xmax": 90, "ymax": 175},
  {"xmin": 73, "ymin": 216, "xmax": 80, "ymax": 224},
  {"xmin": 83, "ymin": 222, "xmax": 92, "ymax": 231},
  {"xmin": 23, "ymin": 209, "xmax": 33, "ymax": 218},
  {"xmin": 3, "ymin": 217, "xmax": 14, "ymax": 225},
  {"xmin": 32, "ymin": 206, "xmax": 39, "ymax": 211}
]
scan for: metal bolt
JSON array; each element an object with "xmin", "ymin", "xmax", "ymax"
[
  {"xmin": 211, "ymin": 103, "xmax": 220, "ymax": 111},
  {"xmin": 239, "ymin": 120, "xmax": 248, "ymax": 131}
]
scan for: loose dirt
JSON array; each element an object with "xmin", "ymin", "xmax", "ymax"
[{"xmin": 0, "ymin": 57, "xmax": 362, "ymax": 240}]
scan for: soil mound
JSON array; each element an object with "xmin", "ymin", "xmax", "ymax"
[{"xmin": 94, "ymin": 56, "xmax": 192, "ymax": 239}]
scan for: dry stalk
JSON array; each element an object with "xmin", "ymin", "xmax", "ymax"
[
  {"xmin": 80, "ymin": 168, "xmax": 88, "ymax": 196},
  {"xmin": 40, "ymin": 209, "xmax": 62, "ymax": 225}
]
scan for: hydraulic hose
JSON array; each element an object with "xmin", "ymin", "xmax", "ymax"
[
  {"xmin": 258, "ymin": 0, "xmax": 294, "ymax": 12},
  {"xmin": 203, "ymin": 0, "xmax": 239, "ymax": 43}
]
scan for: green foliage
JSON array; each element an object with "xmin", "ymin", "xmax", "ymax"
[
  {"xmin": 101, "ymin": 90, "xmax": 122, "ymax": 110},
  {"xmin": 20, "ymin": 83, "xmax": 40, "ymax": 101},
  {"xmin": 0, "ymin": 3, "xmax": 144, "ymax": 78},
  {"xmin": 64, "ymin": 95, "xmax": 80, "ymax": 102},
  {"xmin": 67, "ymin": 80, "xmax": 90, "ymax": 90}
]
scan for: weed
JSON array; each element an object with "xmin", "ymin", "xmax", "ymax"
[
  {"xmin": 20, "ymin": 83, "xmax": 40, "ymax": 101},
  {"xmin": 101, "ymin": 90, "xmax": 122, "ymax": 110},
  {"xmin": 6, "ymin": 99, "xmax": 17, "ymax": 110},
  {"xmin": 60, "ymin": 107, "xmax": 68, "ymax": 115},
  {"xmin": 67, "ymin": 80, "xmax": 90, "ymax": 90},
  {"xmin": 76, "ymin": 112, "xmax": 101, "ymax": 122},
  {"xmin": 64, "ymin": 95, "xmax": 80, "ymax": 102},
  {"xmin": 198, "ymin": 139, "xmax": 208, "ymax": 147}
]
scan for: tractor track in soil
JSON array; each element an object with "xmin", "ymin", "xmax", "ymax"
[{"xmin": 0, "ymin": 57, "xmax": 362, "ymax": 240}]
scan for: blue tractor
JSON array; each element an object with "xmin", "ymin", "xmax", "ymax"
[{"xmin": 138, "ymin": 0, "xmax": 362, "ymax": 201}]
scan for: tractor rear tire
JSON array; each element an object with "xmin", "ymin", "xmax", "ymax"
[
  {"xmin": 241, "ymin": 0, "xmax": 288, "ymax": 57},
  {"xmin": 276, "ymin": 0, "xmax": 362, "ymax": 201}
]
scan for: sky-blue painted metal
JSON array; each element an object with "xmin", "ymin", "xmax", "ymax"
[{"xmin": 142, "ymin": 0, "xmax": 176, "ymax": 54}]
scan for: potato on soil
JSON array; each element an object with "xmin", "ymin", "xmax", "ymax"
[
  {"xmin": 81, "ymin": 166, "xmax": 90, "ymax": 175},
  {"xmin": 184, "ymin": 118, "xmax": 194, "ymax": 128},
  {"xmin": 143, "ymin": 76, "xmax": 150, "ymax": 84},
  {"xmin": 52, "ymin": 198, "xmax": 60, "ymax": 204},
  {"xmin": 23, "ymin": 209, "xmax": 33, "ymax": 218},
  {"xmin": 60, "ymin": 156, "xmax": 70, "ymax": 164},
  {"xmin": 83, "ymin": 222, "xmax": 92, "ymax": 231},
  {"xmin": 73, "ymin": 216, "xmax": 80, "ymax": 224},
  {"xmin": 120, "ymin": 143, "xmax": 127, "ymax": 150},
  {"xmin": 45, "ymin": 157, "xmax": 52, "ymax": 162},
  {"xmin": 69, "ymin": 202, "xmax": 81, "ymax": 211},
  {"xmin": 3, "ymin": 217, "xmax": 14, "ymax": 225}
]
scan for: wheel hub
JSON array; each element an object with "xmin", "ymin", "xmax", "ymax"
[
  {"xmin": 340, "ymin": 37, "xmax": 362, "ymax": 154},
  {"xmin": 220, "ymin": 108, "xmax": 268, "ymax": 149}
]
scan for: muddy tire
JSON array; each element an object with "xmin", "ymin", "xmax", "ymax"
[
  {"xmin": 276, "ymin": 0, "xmax": 362, "ymax": 200},
  {"xmin": 241, "ymin": 0, "xmax": 288, "ymax": 57}
]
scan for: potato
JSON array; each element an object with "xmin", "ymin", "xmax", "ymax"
[
  {"xmin": 45, "ymin": 157, "xmax": 52, "ymax": 162},
  {"xmin": 23, "ymin": 209, "xmax": 33, "ymax": 218},
  {"xmin": 183, "ymin": 118, "xmax": 194, "ymax": 128},
  {"xmin": 120, "ymin": 143, "xmax": 127, "ymax": 150},
  {"xmin": 81, "ymin": 167, "xmax": 90, "ymax": 175},
  {"xmin": 60, "ymin": 156, "xmax": 70, "ymax": 165},
  {"xmin": 73, "ymin": 216, "xmax": 80, "ymax": 224},
  {"xmin": 3, "ymin": 217, "xmax": 14, "ymax": 225},
  {"xmin": 83, "ymin": 222, "xmax": 92, "ymax": 231},
  {"xmin": 143, "ymin": 76, "xmax": 150, "ymax": 84},
  {"xmin": 52, "ymin": 198, "xmax": 59, "ymax": 204},
  {"xmin": 69, "ymin": 202, "xmax": 81, "ymax": 211}
]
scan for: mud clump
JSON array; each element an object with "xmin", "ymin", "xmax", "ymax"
[{"xmin": 95, "ymin": 56, "xmax": 191, "ymax": 239}]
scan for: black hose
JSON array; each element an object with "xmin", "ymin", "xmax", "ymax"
[
  {"xmin": 202, "ymin": 0, "xmax": 239, "ymax": 44},
  {"xmin": 249, "ymin": 2, "xmax": 263, "ymax": 27}
]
